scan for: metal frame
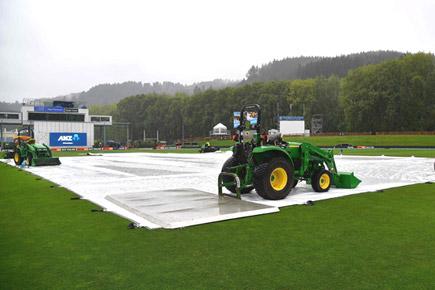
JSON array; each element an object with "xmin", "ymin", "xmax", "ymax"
[{"xmin": 218, "ymin": 172, "xmax": 241, "ymax": 199}]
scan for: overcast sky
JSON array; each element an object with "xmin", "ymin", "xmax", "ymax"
[{"xmin": 0, "ymin": 0, "xmax": 434, "ymax": 102}]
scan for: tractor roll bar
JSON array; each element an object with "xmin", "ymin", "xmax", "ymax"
[{"xmin": 239, "ymin": 104, "xmax": 261, "ymax": 133}]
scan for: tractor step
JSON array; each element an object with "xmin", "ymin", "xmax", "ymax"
[{"xmin": 218, "ymin": 172, "xmax": 241, "ymax": 199}]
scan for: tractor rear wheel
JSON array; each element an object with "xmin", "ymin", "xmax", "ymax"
[
  {"xmin": 13, "ymin": 151, "xmax": 23, "ymax": 165},
  {"xmin": 292, "ymin": 180, "xmax": 298, "ymax": 188},
  {"xmin": 253, "ymin": 158, "xmax": 294, "ymax": 200},
  {"xmin": 221, "ymin": 157, "xmax": 253, "ymax": 194},
  {"xmin": 311, "ymin": 170, "xmax": 332, "ymax": 192}
]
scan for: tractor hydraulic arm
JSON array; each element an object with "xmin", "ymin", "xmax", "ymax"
[{"xmin": 300, "ymin": 143, "xmax": 338, "ymax": 174}]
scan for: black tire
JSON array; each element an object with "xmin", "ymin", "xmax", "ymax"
[
  {"xmin": 221, "ymin": 157, "xmax": 253, "ymax": 194},
  {"xmin": 13, "ymin": 151, "xmax": 23, "ymax": 165},
  {"xmin": 311, "ymin": 170, "xmax": 332, "ymax": 192},
  {"xmin": 253, "ymin": 158, "xmax": 294, "ymax": 200},
  {"xmin": 292, "ymin": 179, "xmax": 298, "ymax": 188}
]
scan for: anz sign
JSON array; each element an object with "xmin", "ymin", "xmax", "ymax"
[{"xmin": 50, "ymin": 132, "xmax": 87, "ymax": 147}]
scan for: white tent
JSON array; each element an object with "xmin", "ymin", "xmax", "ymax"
[{"xmin": 211, "ymin": 123, "xmax": 228, "ymax": 136}]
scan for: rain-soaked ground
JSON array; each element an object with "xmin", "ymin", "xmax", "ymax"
[{"xmin": 2, "ymin": 152, "xmax": 434, "ymax": 229}]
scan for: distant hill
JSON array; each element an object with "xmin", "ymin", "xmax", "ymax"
[
  {"xmin": 244, "ymin": 51, "xmax": 404, "ymax": 83},
  {"xmin": 53, "ymin": 79, "xmax": 237, "ymax": 105}
]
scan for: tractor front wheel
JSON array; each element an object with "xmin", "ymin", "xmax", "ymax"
[
  {"xmin": 13, "ymin": 151, "xmax": 23, "ymax": 165},
  {"xmin": 311, "ymin": 170, "xmax": 332, "ymax": 192},
  {"xmin": 221, "ymin": 157, "xmax": 253, "ymax": 194},
  {"xmin": 253, "ymin": 158, "xmax": 294, "ymax": 200}
]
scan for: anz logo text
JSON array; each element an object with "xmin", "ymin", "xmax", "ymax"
[
  {"xmin": 58, "ymin": 135, "xmax": 72, "ymax": 141},
  {"xmin": 57, "ymin": 134, "xmax": 80, "ymax": 142}
]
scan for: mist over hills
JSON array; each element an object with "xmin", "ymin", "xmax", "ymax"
[
  {"xmin": 243, "ymin": 51, "xmax": 403, "ymax": 83},
  {"xmin": 62, "ymin": 50, "xmax": 404, "ymax": 106},
  {"xmin": 52, "ymin": 79, "xmax": 237, "ymax": 106},
  {"xmin": 1, "ymin": 50, "xmax": 405, "ymax": 109}
]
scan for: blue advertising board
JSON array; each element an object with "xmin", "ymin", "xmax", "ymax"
[
  {"xmin": 233, "ymin": 112, "xmax": 241, "ymax": 128},
  {"xmin": 34, "ymin": 106, "xmax": 65, "ymax": 113},
  {"xmin": 49, "ymin": 132, "xmax": 87, "ymax": 147}
]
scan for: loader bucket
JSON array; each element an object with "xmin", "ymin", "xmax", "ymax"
[
  {"xmin": 32, "ymin": 157, "xmax": 61, "ymax": 166},
  {"xmin": 333, "ymin": 172, "xmax": 361, "ymax": 189}
]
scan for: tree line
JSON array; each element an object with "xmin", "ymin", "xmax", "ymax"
[{"xmin": 91, "ymin": 53, "xmax": 435, "ymax": 142}]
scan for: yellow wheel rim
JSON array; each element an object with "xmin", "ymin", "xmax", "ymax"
[
  {"xmin": 270, "ymin": 167, "xmax": 288, "ymax": 191},
  {"xmin": 319, "ymin": 173, "xmax": 331, "ymax": 190},
  {"xmin": 14, "ymin": 153, "xmax": 20, "ymax": 163}
]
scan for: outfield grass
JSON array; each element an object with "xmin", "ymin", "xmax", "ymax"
[
  {"xmin": 2, "ymin": 147, "xmax": 434, "ymax": 159},
  {"xmin": 55, "ymin": 148, "xmax": 435, "ymax": 158},
  {"xmin": 1, "ymin": 162, "xmax": 435, "ymax": 289},
  {"xmin": 333, "ymin": 148, "xmax": 435, "ymax": 158},
  {"xmin": 285, "ymin": 134, "xmax": 435, "ymax": 147},
  {"xmin": 2, "ymin": 134, "xmax": 434, "ymax": 159},
  {"xmin": 207, "ymin": 134, "xmax": 435, "ymax": 147},
  {"xmin": 52, "ymin": 148, "xmax": 201, "ymax": 157}
]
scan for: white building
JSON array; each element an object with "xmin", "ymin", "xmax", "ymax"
[
  {"xmin": 0, "ymin": 101, "xmax": 112, "ymax": 149},
  {"xmin": 210, "ymin": 123, "xmax": 228, "ymax": 136},
  {"xmin": 279, "ymin": 116, "xmax": 305, "ymax": 136}
]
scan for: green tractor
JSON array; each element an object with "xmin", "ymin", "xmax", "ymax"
[
  {"xmin": 219, "ymin": 104, "xmax": 360, "ymax": 200},
  {"xmin": 13, "ymin": 128, "xmax": 61, "ymax": 166}
]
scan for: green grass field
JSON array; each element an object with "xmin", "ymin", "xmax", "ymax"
[
  {"xmin": 53, "ymin": 148, "xmax": 435, "ymax": 158},
  {"xmin": 333, "ymin": 148, "xmax": 435, "ymax": 158},
  {"xmin": 52, "ymin": 148, "xmax": 201, "ymax": 157},
  {"xmin": 2, "ymin": 135, "xmax": 434, "ymax": 159},
  {"xmin": 1, "ymin": 162, "xmax": 435, "ymax": 289},
  {"xmin": 284, "ymin": 134, "xmax": 435, "ymax": 147},
  {"xmin": 207, "ymin": 134, "xmax": 435, "ymax": 147}
]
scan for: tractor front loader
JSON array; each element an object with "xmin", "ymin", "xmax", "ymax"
[
  {"xmin": 13, "ymin": 128, "xmax": 61, "ymax": 166},
  {"xmin": 219, "ymin": 104, "xmax": 360, "ymax": 200}
]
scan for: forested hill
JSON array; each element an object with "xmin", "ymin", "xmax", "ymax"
[
  {"xmin": 244, "ymin": 50, "xmax": 403, "ymax": 83},
  {"xmin": 54, "ymin": 79, "xmax": 237, "ymax": 105},
  {"xmin": 113, "ymin": 53, "xmax": 435, "ymax": 141}
]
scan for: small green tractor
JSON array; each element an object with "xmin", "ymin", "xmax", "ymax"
[
  {"xmin": 13, "ymin": 128, "xmax": 61, "ymax": 166},
  {"xmin": 219, "ymin": 104, "xmax": 360, "ymax": 200}
]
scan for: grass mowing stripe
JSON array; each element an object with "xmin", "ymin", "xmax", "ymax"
[{"xmin": 1, "ymin": 162, "xmax": 435, "ymax": 289}]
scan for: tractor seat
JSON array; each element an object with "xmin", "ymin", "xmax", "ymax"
[{"xmin": 15, "ymin": 136, "xmax": 34, "ymax": 143}]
